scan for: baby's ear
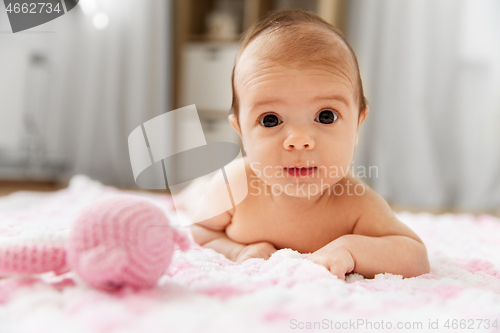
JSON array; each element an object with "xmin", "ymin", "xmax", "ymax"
[
  {"xmin": 228, "ymin": 114, "xmax": 242, "ymax": 136},
  {"xmin": 358, "ymin": 105, "xmax": 369, "ymax": 128}
]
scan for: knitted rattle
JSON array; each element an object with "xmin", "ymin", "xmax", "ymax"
[{"xmin": 0, "ymin": 195, "xmax": 191, "ymax": 292}]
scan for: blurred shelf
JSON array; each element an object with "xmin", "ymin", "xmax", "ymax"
[
  {"xmin": 180, "ymin": 42, "xmax": 240, "ymax": 115},
  {"xmin": 0, "ymin": 179, "xmax": 67, "ymax": 197}
]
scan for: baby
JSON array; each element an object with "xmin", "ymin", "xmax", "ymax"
[{"xmin": 183, "ymin": 9, "xmax": 430, "ymax": 280}]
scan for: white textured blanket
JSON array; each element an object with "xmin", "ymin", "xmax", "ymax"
[{"xmin": 0, "ymin": 175, "xmax": 499, "ymax": 333}]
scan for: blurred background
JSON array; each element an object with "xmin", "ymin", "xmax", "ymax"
[{"xmin": 0, "ymin": 0, "xmax": 499, "ymax": 216}]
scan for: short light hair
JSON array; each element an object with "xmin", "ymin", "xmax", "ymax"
[{"xmin": 230, "ymin": 9, "xmax": 368, "ymax": 121}]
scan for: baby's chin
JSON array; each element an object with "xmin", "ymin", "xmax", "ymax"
[{"xmin": 256, "ymin": 176, "xmax": 339, "ymax": 199}]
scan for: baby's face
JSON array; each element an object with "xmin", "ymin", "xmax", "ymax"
[{"xmin": 230, "ymin": 55, "xmax": 367, "ymax": 198}]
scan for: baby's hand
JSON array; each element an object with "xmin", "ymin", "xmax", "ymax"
[
  {"xmin": 306, "ymin": 243, "xmax": 355, "ymax": 281},
  {"xmin": 235, "ymin": 241, "xmax": 277, "ymax": 263}
]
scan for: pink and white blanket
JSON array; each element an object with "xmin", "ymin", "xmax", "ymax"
[{"xmin": 0, "ymin": 175, "xmax": 499, "ymax": 333}]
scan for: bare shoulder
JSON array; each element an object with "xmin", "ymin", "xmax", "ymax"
[
  {"xmin": 343, "ymin": 174, "xmax": 424, "ymax": 244},
  {"xmin": 228, "ymin": 155, "xmax": 262, "ymax": 197},
  {"xmin": 226, "ymin": 155, "xmax": 255, "ymax": 182},
  {"xmin": 174, "ymin": 155, "xmax": 253, "ymax": 229}
]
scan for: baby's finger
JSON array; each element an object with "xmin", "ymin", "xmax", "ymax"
[{"xmin": 329, "ymin": 267, "xmax": 346, "ymax": 281}]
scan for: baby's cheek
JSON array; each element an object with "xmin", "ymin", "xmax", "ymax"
[
  {"xmin": 321, "ymin": 150, "xmax": 355, "ymax": 181},
  {"xmin": 244, "ymin": 140, "xmax": 274, "ymax": 166}
]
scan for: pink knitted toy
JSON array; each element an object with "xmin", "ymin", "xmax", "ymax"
[{"xmin": 0, "ymin": 195, "xmax": 191, "ymax": 292}]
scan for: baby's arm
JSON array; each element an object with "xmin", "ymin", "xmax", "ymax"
[
  {"xmin": 180, "ymin": 172, "xmax": 276, "ymax": 262},
  {"xmin": 191, "ymin": 224, "xmax": 277, "ymax": 262},
  {"xmin": 176, "ymin": 176, "xmax": 242, "ymax": 260},
  {"xmin": 174, "ymin": 170, "xmax": 238, "ymax": 254},
  {"xmin": 190, "ymin": 208, "xmax": 277, "ymax": 262},
  {"xmin": 307, "ymin": 186, "xmax": 430, "ymax": 279},
  {"xmin": 190, "ymin": 214, "xmax": 245, "ymax": 262}
]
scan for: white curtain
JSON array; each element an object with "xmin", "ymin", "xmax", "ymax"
[
  {"xmin": 347, "ymin": 0, "xmax": 500, "ymax": 211},
  {"xmin": 0, "ymin": 0, "xmax": 173, "ymax": 188},
  {"xmin": 61, "ymin": 0, "xmax": 173, "ymax": 187}
]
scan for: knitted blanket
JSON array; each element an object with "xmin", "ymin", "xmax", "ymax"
[{"xmin": 0, "ymin": 175, "xmax": 499, "ymax": 333}]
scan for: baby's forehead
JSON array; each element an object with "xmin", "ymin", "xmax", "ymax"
[{"xmin": 235, "ymin": 24, "xmax": 356, "ymax": 89}]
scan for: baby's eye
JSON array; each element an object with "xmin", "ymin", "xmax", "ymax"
[
  {"xmin": 260, "ymin": 114, "xmax": 282, "ymax": 127},
  {"xmin": 315, "ymin": 110, "xmax": 338, "ymax": 124}
]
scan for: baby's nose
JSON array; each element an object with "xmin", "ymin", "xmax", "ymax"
[{"xmin": 283, "ymin": 131, "xmax": 315, "ymax": 151}]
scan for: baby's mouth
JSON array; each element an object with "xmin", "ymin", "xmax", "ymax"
[{"xmin": 284, "ymin": 166, "xmax": 317, "ymax": 177}]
